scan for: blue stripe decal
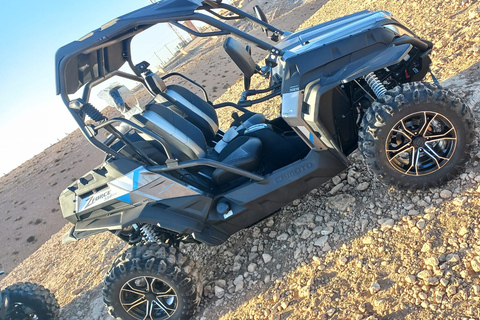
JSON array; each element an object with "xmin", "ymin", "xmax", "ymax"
[
  {"xmin": 133, "ymin": 169, "xmax": 140, "ymax": 190},
  {"xmin": 117, "ymin": 193, "xmax": 132, "ymax": 204},
  {"xmin": 309, "ymin": 132, "xmax": 314, "ymax": 142}
]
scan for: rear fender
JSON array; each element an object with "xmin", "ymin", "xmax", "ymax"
[{"xmin": 67, "ymin": 195, "xmax": 212, "ymax": 241}]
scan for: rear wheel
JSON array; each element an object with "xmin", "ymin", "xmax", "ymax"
[
  {"xmin": 3, "ymin": 282, "xmax": 59, "ymax": 320},
  {"xmin": 103, "ymin": 242, "xmax": 202, "ymax": 320},
  {"xmin": 359, "ymin": 82, "xmax": 475, "ymax": 189}
]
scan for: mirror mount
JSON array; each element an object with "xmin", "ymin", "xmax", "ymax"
[{"xmin": 253, "ymin": 5, "xmax": 280, "ymax": 42}]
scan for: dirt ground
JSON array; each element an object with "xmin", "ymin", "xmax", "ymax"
[{"xmin": 1, "ymin": 0, "xmax": 480, "ymax": 319}]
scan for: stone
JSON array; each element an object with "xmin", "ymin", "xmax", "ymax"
[
  {"xmin": 470, "ymin": 256, "xmax": 480, "ymax": 272},
  {"xmin": 332, "ymin": 176, "xmax": 342, "ymax": 185},
  {"xmin": 214, "ymin": 286, "xmax": 225, "ymax": 299},
  {"xmin": 406, "ymin": 275, "xmax": 417, "ymax": 283},
  {"xmin": 277, "ymin": 233, "xmax": 289, "ymax": 241},
  {"xmin": 426, "ymin": 277, "xmax": 439, "ymax": 285},
  {"xmin": 440, "ymin": 190, "xmax": 452, "ymax": 199},
  {"xmin": 424, "ymin": 257, "xmax": 439, "ymax": 267},
  {"xmin": 326, "ymin": 194, "xmax": 356, "ymax": 211},
  {"xmin": 417, "ymin": 270, "xmax": 432, "ymax": 280},
  {"xmin": 418, "ymin": 292, "xmax": 428, "ymax": 300},
  {"xmin": 294, "ymin": 214, "xmax": 315, "ymax": 227},
  {"xmin": 421, "ymin": 243, "xmax": 432, "ymax": 252},
  {"xmin": 446, "ymin": 253, "xmax": 460, "ymax": 263},
  {"xmin": 234, "ymin": 275, "xmax": 244, "ymax": 292},
  {"xmin": 416, "ymin": 219, "xmax": 426, "ymax": 230},
  {"xmin": 301, "ymin": 229, "xmax": 312, "ymax": 239},
  {"xmin": 330, "ymin": 183, "xmax": 344, "ymax": 195},
  {"xmin": 314, "ymin": 236, "xmax": 329, "ymax": 247},
  {"xmin": 247, "ymin": 263, "xmax": 257, "ymax": 273},
  {"xmin": 369, "ymin": 282, "xmax": 380, "ymax": 294},
  {"xmin": 458, "ymin": 227, "xmax": 469, "ymax": 237},
  {"xmin": 446, "ymin": 285, "xmax": 457, "ymax": 297},
  {"xmin": 357, "ymin": 182, "xmax": 370, "ymax": 191},
  {"xmin": 321, "ymin": 226, "xmax": 334, "ymax": 236},
  {"xmin": 265, "ymin": 219, "xmax": 274, "ymax": 228},
  {"xmin": 262, "ymin": 254, "xmax": 272, "ymax": 264},
  {"xmin": 380, "ymin": 218, "xmax": 395, "ymax": 230},
  {"xmin": 363, "ymin": 236, "xmax": 374, "ymax": 245}
]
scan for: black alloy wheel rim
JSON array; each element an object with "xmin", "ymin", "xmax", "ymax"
[
  {"xmin": 119, "ymin": 276, "xmax": 178, "ymax": 320},
  {"xmin": 385, "ymin": 111, "xmax": 457, "ymax": 176}
]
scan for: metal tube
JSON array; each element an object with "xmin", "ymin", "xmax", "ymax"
[{"xmin": 147, "ymin": 159, "xmax": 264, "ymax": 182}]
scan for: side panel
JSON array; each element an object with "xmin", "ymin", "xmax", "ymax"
[{"xmin": 194, "ymin": 149, "xmax": 348, "ymax": 244}]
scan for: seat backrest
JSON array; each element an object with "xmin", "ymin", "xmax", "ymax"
[
  {"xmin": 131, "ymin": 103, "xmax": 208, "ymax": 161},
  {"xmin": 144, "ymin": 73, "xmax": 219, "ymax": 142}
]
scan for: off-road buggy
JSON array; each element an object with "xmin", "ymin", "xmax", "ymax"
[
  {"xmin": 0, "ymin": 271, "xmax": 59, "ymax": 320},
  {"xmin": 56, "ymin": 0, "xmax": 474, "ymax": 318}
]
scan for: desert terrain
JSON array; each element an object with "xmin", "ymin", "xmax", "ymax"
[{"xmin": 1, "ymin": 0, "xmax": 480, "ymax": 319}]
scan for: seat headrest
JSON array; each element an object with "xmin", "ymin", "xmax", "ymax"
[{"xmin": 145, "ymin": 72, "xmax": 167, "ymax": 95}]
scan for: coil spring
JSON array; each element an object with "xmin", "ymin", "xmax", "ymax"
[
  {"xmin": 364, "ymin": 72, "xmax": 387, "ymax": 99},
  {"xmin": 140, "ymin": 224, "xmax": 162, "ymax": 243},
  {"xmin": 82, "ymin": 103, "xmax": 106, "ymax": 122}
]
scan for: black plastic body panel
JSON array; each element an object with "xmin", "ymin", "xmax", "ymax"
[{"xmin": 67, "ymin": 148, "xmax": 347, "ymax": 245}]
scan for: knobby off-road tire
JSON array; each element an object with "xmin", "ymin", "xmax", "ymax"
[
  {"xmin": 3, "ymin": 282, "xmax": 60, "ymax": 320},
  {"xmin": 103, "ymin": 242, "xmax": 202, "ymax": 320},
  {"xmin": 358, "ymin": 81, "xmax": 475, "ymax": 189}
]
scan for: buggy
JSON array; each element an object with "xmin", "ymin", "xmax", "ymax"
[{"xmin": 56, "ymin": 0, "xmax": 474, "ymax": 318}]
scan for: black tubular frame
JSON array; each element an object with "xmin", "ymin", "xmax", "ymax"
[
  {"xmin": 147, "ymin": 159, "xmax": 265, "ymax": 182},
  {"xmin": 162, "ymin": 72, "xmax": 210, "ymax": 102},
  {"xmin": 59, "ymin": 0, "xmax": 288, "ymax": 166}
]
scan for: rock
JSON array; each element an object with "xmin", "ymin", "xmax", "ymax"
[
  {"xmin": 418, "ymin": 292, "xmax": 428, "ymax": 300},
  {"xmin": 234, "ymin": 275, "xmax": 244, "ymax": 292},
  {"xmin": 330, "ymin": 183, "xmax": 344, "ymax": 195},
  {"xmin": 294, "ymin": 214, "xmax": 315, "ymax": 227},
  {"xmin": 406, "ymin": 275, "xmax": 417, "ymax": 283},
  {"xmin": 301, "ymin": 229, "xmax": 312, "ymax": 239},
  {"xmin": 326, "ymin": 194, "xmax": 356, "ymax": 211},
  {"xmin": 292, "ymin": 199, "xmax": 301, "ymax": 206},
  {"xmin": 277, "ymin": 233, "xmax": 289, "ymax": 241},
  {"xmin": 421, "ymin": 243, "xmax": 432, "ymax": 252},
  {"xmin": 214, "ymin": 286, "xmax": 225, "ymax": 299},
  {"xmin": 470, "ymin": 256, "xmax": 480, "ymax": 272},
  {"xmin": 321, "ymin": 226, "xmax": 334, "ymax": 235},
  {"xmin": 363, "ymin": 236, "xmax": 374, "ymax": 245},
  {"xmin": 247, "ymin": 263, "xmax": 257, "ymax": 273},
  {"xmin": 332, "ymin": 176, "xmax": 342, "ymax": 185},
  {"xmin": 265, "ymin": 219, "xmax": 274, "ymax": 228},
  {"xmin": 424, "ymin": 257, "xmax": 439, "ymax": 267},
  {"xmin": 262, "ymin": 254, "xmax": 272, "ymax": 264},
  {"xmin": 472, "ymin": 284, "xmax": 480, "ymax": 296},
  {"xmin": 314, "ymin": 236, "xmax": 329, "ymax": 247},
  {"xmin": 416, "ymin": 219, "xmax": 426, "ymax": 230},
  {"xmin": 356, "ymin": 182, "xmax": 370, "ymax": 191},
  {"xmin": 408, "ymin": 209, "xmax": 420, "ymax": 216},
  {"xmin": 446, "ymin": 285, "xmax": 457, "ymax": 297},
  {"xmin": 440, "ymin": 190, "xmax": 452, "ymax": 199},
  {"xmin": 379, "ymin": 218, "xmax": 395, "ymax": 230},
  {"xmin": 369, "ymin": 282, "xmax": 380, "ymax": 294},
  {"xmin": 458, "ymin": 226, "xmax": 469, "ymax": 237},
  {"xmin": 426, "ymin": 277, "xmax": 439, "ymax": 285},
  {"xmin": 417, "ymin": 270, "xmax": 432, "ymax": 280},
  {"xmin": 446, "ymin": 253, "xmax": 460, "ymax": 263},
  {"xmin": 338, "ymin": 257, "xmax": 348, "ymax": 265},
  {"xmin": 71, "ymin": 288, "xmax": 83, "ymax": 295}
]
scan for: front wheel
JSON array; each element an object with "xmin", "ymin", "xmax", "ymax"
[
  {"xmin": 359, "ymin": 82, "xmax": 475, "ymax": 189},
  {"xmin": 2, "ymin": 282, "xmax": 60, "ymax": 320},
  {"xmin": 103, "ymin": 242, "xmax": 202, "ymax": 320}
]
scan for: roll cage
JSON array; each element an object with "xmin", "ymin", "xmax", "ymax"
[{"xmin": 55, "ymin": 0, "xmax": 290, "ymax": 182}]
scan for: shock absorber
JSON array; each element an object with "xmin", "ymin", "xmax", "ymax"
[
  {"xmin": 364, "ymin": 72, "xmax": 387, "ymax": 99},
  {"xmin": 140, "ymin": 224, "xmax": 162, "ymax": 243}
]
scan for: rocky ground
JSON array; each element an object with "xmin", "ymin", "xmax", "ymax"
[{"xmin": 1, "ymin": 0, "xmax": 480, "ymax": 319}]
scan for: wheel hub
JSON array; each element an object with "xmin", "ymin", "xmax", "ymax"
[
  {"xmin": 412, "ymin": 136, "xmax": 426, "ymax": 148},
  {"xmin": 385, "ymin": 111, "xmax": 457, "ymax": 176}
]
